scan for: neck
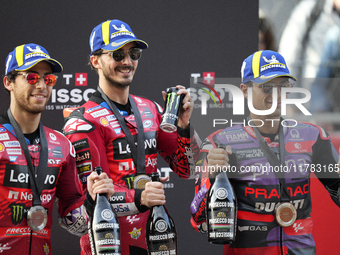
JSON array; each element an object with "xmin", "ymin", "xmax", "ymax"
[
  {"xmin": 249, "ymin": 113, "xmax": 280, "ymax": 134},
  {"xmin": 10, "ymin": 105, "xmax": 41, "ymax": 134},
  {"xmin": 98, "ymin": 82, "xmax": 129, "ymax": 105}
]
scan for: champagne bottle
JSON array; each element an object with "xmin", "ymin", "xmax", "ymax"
[
  {"xmin": 206, "ymin": 171, "xmax": 237, "ymax": 244},
  {"xmin": 89, "ymin": 166, "xmax": 121, "ymax": 254},
  {"xmin": 146, "ymin": 172, "xmax": 177, "ymax": 255}
]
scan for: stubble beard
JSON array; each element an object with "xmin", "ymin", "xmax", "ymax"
[
  {"xmin": 103, "ymin": 65, "xmax": 134, "ymax": 89},
  {"xmin": 13, "ymin": 89, "xmax": 49, "ymax": 115}
]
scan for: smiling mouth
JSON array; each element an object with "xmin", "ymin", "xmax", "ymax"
[
  {"xmin": 32, "ymin": 95, "xmax": 46, "ymax": 99},
  {"xmin": 119, "ymin": 69, "xmax": 131, "ymax": 74},
  {"xmin": 116, "ymin": 65, "xmax": 134, "ymax": 74}
]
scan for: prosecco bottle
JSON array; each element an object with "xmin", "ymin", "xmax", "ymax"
[
  {"xmin": 89, "ymin": 166, "xmax": 121, "ymax": 254},
  {"xmin": 146, "ymin": 172, "xmax": 177, "ymax": 255},
  {"xmin": 206, "ymin": 171, "xmax": 237, "ymax": 244}
]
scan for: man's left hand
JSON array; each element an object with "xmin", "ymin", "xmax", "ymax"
[{"xmin": 162, "ymin": 85, "xmax": 193, "ymax": 129}]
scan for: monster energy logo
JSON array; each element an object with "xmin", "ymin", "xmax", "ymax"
[
  {"xmin": 9, "ymin": 203, "xmax": 28, "ymax": 225},
  {"xmin": 126, "ymin": 176, "xmax": 134, "ymax": 189},
  {"xmin": 166, "ymin": 92, "xmax": 180, "ymax": 113}
]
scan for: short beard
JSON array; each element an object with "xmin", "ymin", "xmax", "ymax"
[
  {"xmin": 104, "ymin": 74, "xmax": 130, "ymax": 88},
  {"xmin": 102, "ymin": 65, "xmax": 134, "ymax": 89}
]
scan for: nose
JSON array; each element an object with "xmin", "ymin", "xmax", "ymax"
[
  {"xmin": 121, "ymin": 52, "xmax": 133, "ymax": 65},
  {"xmin": 269, "ymin": 86, "xmax": 281, "ymax": 98},
  {"xmin": 35, "ymin": 77, "xmax": 46, "ymax": 89}
]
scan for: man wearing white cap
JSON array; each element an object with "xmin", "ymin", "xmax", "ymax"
[
  {"xmin": 0, "ymin": 43, "xmax": 114, "ymax": 255},
  {"xmin": 63, "ymin": 20, "xmax": 197, "ymax": 254},
  {"xmin": 190, "ymin": 50, "xmax": 340, "ymax": 254}
]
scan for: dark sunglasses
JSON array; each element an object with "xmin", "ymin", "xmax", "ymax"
[
  {"xmin": 253, "ymin": 80, "xmax": 293, "ymax": 94},
  {"xmin": 17, "ymin": 72, "xmax": 58, "ymax": 87},
  {"xmin": 102, "ymin": 48, "xmax": 142, "ymax": 62}
]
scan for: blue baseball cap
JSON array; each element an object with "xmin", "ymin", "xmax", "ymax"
[
  {"xmin": 241, "ymin": 50, "xmax": 297, "ymax": 84},
  {"xmin": 5, "ymin": 43, "xmax": 63, "ymax": 75},
  {"xmin": 89, "ymin": 19, "xmax": 148, "ymax": 54}
]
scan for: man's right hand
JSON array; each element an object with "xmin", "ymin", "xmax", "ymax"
[
  {"xmin": 206, "ymin": 145, "xmax": 233, "ymax": 178},
  {"xmin": 140, "ymin": 177, "xmax": 169, "ymax": 207}
]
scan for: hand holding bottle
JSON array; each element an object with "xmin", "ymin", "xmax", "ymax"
[
  {"xmin": 89, "ymin": 167, "xmax": 120, "ymax": 254},
  {"xmin": 146, "ymin": 173, "xmax": 177, "ymax": 255},
  {"xmin": 87, "ymin": 170, "xmax": 115, "ymax": 201},
  {"xmin": 207, "ymin": 145, "xmax": 233, "ymax": 177},
  {"xmin": 140, "ymin": 176, "xmax": 169, "ymax": 208}
]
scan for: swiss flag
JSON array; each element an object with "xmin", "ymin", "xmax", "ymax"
[
  {"xmin": 75, "ymin": 73, "xmax": 88, "ymax": 86},
  {"xmin": 203, "ymin": 72, "xmax": 215, "ymax": 85}
]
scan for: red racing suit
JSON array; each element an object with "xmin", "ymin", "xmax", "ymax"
[
  {"xmin": 190, "ymin": 122, "xmax": 340, "ymax": 255},
  {"xmin": 0, "ymin": 114, "xmax": 86, "ymax": 255},
  {"xmin": 63, "ymin": 91, "xmax": 197, "ymax": 254}
]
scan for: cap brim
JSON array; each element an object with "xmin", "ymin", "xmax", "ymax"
[
  {"xmin": 252, "ymin": 72, "xmax": 297, "ymax": 84},
  {"xmin": 101, "ymin": 38, "xmax": 148, "ymax": 52},
  {"xmin": 16, "ymin": 58, "xmax": 63, "ymax": 73}
]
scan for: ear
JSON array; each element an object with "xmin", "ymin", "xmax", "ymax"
[
  {"xmin": 3, "ymin": 76, "xmax": 13, "ymax": 92},
  {"xmin": 90, "ymin": 55, "xmax": 101, "ymax": 70},
  {"xmin": 240, "ymin": 83, "xmax": 248, "ymax": 99}
]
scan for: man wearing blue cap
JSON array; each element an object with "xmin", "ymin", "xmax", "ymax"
[
  {"xmin": 0, "ymin": 43, "xmax": 114, "ymax": 255},
  {"xmin": 190, "ymin": 50, "xmax": 340, "ymax": 254},
  {"xmin": 63, "ymin": 20, "xmax": 197, "ymax": 254}
]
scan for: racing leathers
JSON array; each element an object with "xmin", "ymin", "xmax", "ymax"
[
  {"xmin": 0, "ymin": 113, "xmax": 88, "ymax": 255},
  {"xmin": 63, "ymin": 91, "xmax": 197, "ymax": 254},
  {"xmin": 190, "ymin": 121, "xmax": 340, "ymax": 255}
]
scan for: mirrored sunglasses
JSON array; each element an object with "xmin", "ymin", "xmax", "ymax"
[{"xmin": 17, "ymin": 72, "xmax": 58, "ymax": 87}]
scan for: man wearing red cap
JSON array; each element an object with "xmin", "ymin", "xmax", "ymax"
[{"xmin": 0, "ymin": 43, "xmax": 114, "ymax": 254}]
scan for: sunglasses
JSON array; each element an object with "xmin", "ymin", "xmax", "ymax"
[
  {"xmin": 102, "ymin": 48, "xmax": 142, "ymax": 62},
  {"xmin": 253, "ymin": 80, "xmax": 293, "ymax": 94},
  {"xmin": 17, "ymin": 72, "xmax": 58, "ymax": 87}
]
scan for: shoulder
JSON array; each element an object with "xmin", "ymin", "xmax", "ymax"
[
  {"xmin": 202, "ymin": 125, "xmax": 246, "ymax": 148},
  {"xmin": 290, "ymin": 122, "xmax": 330, "ymax": 141},
  {"xmin": 44, "ymin": 126, "xmax": 70, "ymax": 143},
  {"xmin": 44, "ymin": 127, "xmax": 76, "ymax": 157},
  {"xmin": 131, "ymin": 94, "xmax": 163, "ymax": 115},
  {"xmin": 63, "ymin": 101, "xmax": 103, "ymax": 136}
]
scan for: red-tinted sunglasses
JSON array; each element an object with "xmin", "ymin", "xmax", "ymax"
[{"xmin": 17, "ymin": 72, "xmax": 58, "ymax": 87}]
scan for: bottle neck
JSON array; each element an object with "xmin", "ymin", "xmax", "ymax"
[
  {"xmin": 151, "ymin": 173, "xmax": 160, "ymax": 182},
  {"xmin": 216, "ymin": 171, "xmax": 227, "ymax": 178},
  {"xmin": 98, "ymin": 193, "xmax": 107, "ymax": 198}
]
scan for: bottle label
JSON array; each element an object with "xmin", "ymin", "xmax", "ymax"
[
  {"xmin": 155, "ymin": 220, "xmax": 168, "ymax": 232},
  {"xmin": 147, "ymin": 232, "xmax": 177, "ymax": 254},
  {"xmin": 96, "ymin": 235, "xmax": 120, "ymax": 253},
  {"xmin": 209, "ymin": 232, "xmax": 234, "ymax": 238},
  {"xmin": 215, "ymin": 188, "xmax": 228, "ymax": 200},
  {"xmin": 93, "ymin": 224, "xmax": 121, "ymax": 253},
  {"xmin": 150, "ymin": 250, "xmax": 176, "ymax": 255},
  {"xmin": 148, "ymin": 233, "xmax": 175, "ymax": 241},
  {"xmin": 207, "ymin": 207, "xmax": 235, "ymax": 241},
  {"xmin": 95, "ymin": 222, "xmax": 120, "ymax": 231},
  {"xmin": 97, "ymin": 238, "xmax": 120, "ymax": 246},
  {"xmin": 101, "ymin": 209, "xmax": 114, "ymax": 221},
  {"xmin": 209, "ymin": 202, "xmax": 234, "ymax": 208}
]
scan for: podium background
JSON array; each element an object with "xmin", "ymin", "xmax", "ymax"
[{"xmin": 0, "ymin": 1, "xmax": 339, "ymax": 254}]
